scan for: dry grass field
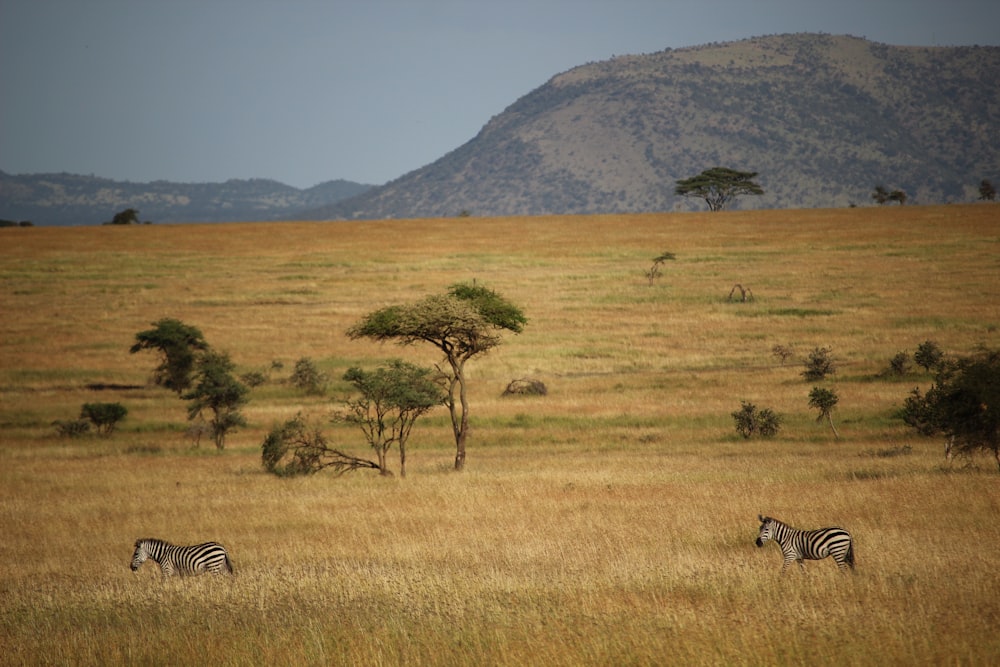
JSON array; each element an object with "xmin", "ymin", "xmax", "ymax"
[{"xmin": 1, "ymin": 205, "xmax": 998, "ymax": 666}]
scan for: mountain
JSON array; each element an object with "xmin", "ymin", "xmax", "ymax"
[
  {"xmin": 0, "ymin": 172, "xmax": 374, "ymax": 226},
  {"xmin": 304, "ymin": 33, "xmax": 999, "ymax": 220}
]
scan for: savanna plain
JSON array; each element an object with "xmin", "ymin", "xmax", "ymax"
[{"xmin": 1, "ymin": 206, "xmax": 998, "ymax": 666}]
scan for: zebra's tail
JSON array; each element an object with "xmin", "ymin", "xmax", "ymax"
[
  {"xmin": 845, "ymin": 539, "xmax": 855, "ymax": 571},
  {"xmin": 224, "ymin": 552, "xmax": 235, "ymax": 575}
]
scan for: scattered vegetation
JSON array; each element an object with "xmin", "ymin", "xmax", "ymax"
[{"xmin": 3, "ymin": 206, "xmax": 999, "ymax": 664}]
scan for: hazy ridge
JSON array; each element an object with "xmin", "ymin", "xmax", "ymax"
[{"xmin": 308, "ymin": 33, "xmax": 999, "ymax": 219}]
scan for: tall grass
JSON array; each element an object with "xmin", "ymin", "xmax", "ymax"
[{"xmin": 1, "ymin": 205, "xmax": 998, "ymax": 665}]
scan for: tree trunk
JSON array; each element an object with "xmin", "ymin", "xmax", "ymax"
[{"xmin": 827, "ymin": 414, "xmax": 840, "ymax": 439}]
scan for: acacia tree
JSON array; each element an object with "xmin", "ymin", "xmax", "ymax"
[
  {"xmin": 183, "ymin": 350, "xmax": 249, "ymax": 449},
  {"xmin": 130, "ymin": 318, "xmax": 209, "ymax": 394},
  {"xmin": 337, "ymin": 360, "xmax": 445, "ymax": 477},
  {"xmin": 347, "ymin": 282, "xmax": 527, "ymax": 471},
  {"xmin": 674, "ymin": 167, "xmax": 764, "ymax": 211},
  {"xmin": 808, "ymin": 387, "xmax": 840, "ymax": 439},
  {"xmin": 978, "ymin": 179, "xmax": 996, "ymax": 201}
]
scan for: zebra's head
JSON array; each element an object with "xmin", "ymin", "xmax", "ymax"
[
  {"xmin": 756, "ymin": 515, "xmax": 775, "ymax": 547},
  {"xmin": 130, "ymin": 539, "xmax": 150, "ymax": 571}
]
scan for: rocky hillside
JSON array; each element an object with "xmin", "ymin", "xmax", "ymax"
[
  {"xmin": 0, "ymin": 172, "xmax": 373, "ymax": 226},
  {"xmin": 306, "ymin": 33, "xmax": 999, "ymax": 219}
]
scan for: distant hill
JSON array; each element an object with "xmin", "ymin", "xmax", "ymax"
[
  {"xmin": 0, "ymin": 172, "xmax": 374, "ymax": 226},
  {"xmin": 303, "ymin": 33, "xmax": 1000, "ymax": 220}
]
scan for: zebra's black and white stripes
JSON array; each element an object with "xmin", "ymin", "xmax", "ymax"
[
  {"xmin": 130, "ymin": 538, "xmax": 234, "ymax": 576},
  {"xmin": 755, "ymin": 515, "xmax": 854, "ymax": 573}
]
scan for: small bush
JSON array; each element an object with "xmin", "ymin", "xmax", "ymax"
[
  {"xmin": 289, "ymin": 357, "xmax": 327, "ymax": 395},
  {"xmin": 731, "ymin": 401, "xmax": 782, "ymax": 439},
  {"xmin": 53, "ymin": 419, "xmax": 90, "ymax": 438},
  {"xmin": 240, "ymin": 371, "xmax": 268, "ymax": 388},
  {"xmin": 885, "ymin": 351, "xmax": 911, "ymax": 377},
  {"xmin": 80, "ymin": 402, "xmax": 128, "ymax": 436},
  {"xmin": 771, "ymin": 344, "xmax": 794, "ymax": 365},
  {"xmin": 914, "ymin": 340, "xmax": 944, "ymax": 372},
  {"xmin": 802, "ymin": 346, "xmax": 836, "ymax": 381}
]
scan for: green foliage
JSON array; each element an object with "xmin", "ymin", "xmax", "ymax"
[
  {"xmin": 80, "ymin": 402, "xmax": 127, "ymax": 436},
  {"xmin": 801, "ymin": 346, "xmax": 836, "ymax": 381},
  {"xmin": 902, "ymin": 349, "xmax": 1000, "ymax": 470},
  {"xmin": 289, "ymin": 357, "xmax": 327, "ymax": 395},
  {"xmin": 808, "ymin": 386, "xmax": 840, "ymax": 439},
  {"xmin": 731, "ymin": 401, "xmax": 782, "ymax": 439},
  {"xmin": 674, "ymin": 168, "xmax": 764, "ymax": 211},
  {"xmin": 130, "ymin": 318, "xmax": 209, "ymax": 394},
  {"xmin": 336, "ymin": 360, "xmax": 445, "ymax": 477},
  {"xmin": 183, "ymin": 351, "xmax": 249, "ymax": 450},
  {"xmin": 914, "ymin": 340, "xmax": 944, "ymax": 373},
  {"xmin": 347, "ymin": 282, "xmax": 526, "ymax": 470}
]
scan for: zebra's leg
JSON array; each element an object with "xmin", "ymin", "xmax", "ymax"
[{"xmin": 160, "ymin": 561, "xmax": 175, "ymax": 577}]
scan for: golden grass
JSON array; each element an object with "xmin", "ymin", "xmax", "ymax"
[{"xmin": 1, "ymin": 205, "xmax": 999, "ymax": 665}]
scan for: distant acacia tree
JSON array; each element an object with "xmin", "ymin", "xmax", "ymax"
[
  {"xmin": 107, "ymin": 208, "xmax": 140, "ymax": 225},
  {"xmin": 646, "ymin": 251, "xmax": 676, "ymax": 285},
  {"xmin": 808, "ymin": 387, "xmax": 840, "ymax": 439},
  {"xmin": 979, "ymin": 179, "xmax": 996, "ymax": 201},
  {"xmin": 183, "ymin": 350, "xmax": 249, "ymax": 450},
  {"xmin": 873, "ymin": 186, "xmax": 906, "ymax": 205},
  {"xmin": 130, "ymin": 318, "xmax": 209, "ymax": 394},
  {"xmin": 674, "ymin": 167, "xmax": 763, "ymax": 211}
]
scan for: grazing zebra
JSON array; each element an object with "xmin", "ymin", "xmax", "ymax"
[
  {"xmin": 755, "ymin": 515, "xmax": 854, "ymax": 573},
  {"xmin": 130, "ymin": 538, "xmax": 234, "ymax": 576}
]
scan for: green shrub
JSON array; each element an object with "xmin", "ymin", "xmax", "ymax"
[
  {"xmin": 80, "ymin": 402, "xmax": 128, "ymax": 436},
  {"xmin": 731, "ymin": 401, "xmax": 782, "ymax": 439}
]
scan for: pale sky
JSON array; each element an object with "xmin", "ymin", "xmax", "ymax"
[{"xmin": 2, "ymin": 0, "xmax": 997, "ymax": 189}]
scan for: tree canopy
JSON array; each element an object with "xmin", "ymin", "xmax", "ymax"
[
  {"xmin": 130, "ymin": 318, "xmax": 209, "ymax": 394},
  {"xmin": 347, "ymin": 282, "xmax": 526, "ymax": 470},
  {"xmin": 674, "ymin": 167, "xmax": 764, "ymax": 211},
  {"xmin": 903, "ymin": 349, "xmax": 1000, "ymax": 470}
]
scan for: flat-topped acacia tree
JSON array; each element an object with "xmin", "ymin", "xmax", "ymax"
[{"xmin": 347, "ymin": 282, "xmax": 526, "ymax": 471}]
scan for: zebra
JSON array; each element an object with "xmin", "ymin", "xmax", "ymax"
[
  {"xmin": 755, "ymin": 515, "xmax": 855, "ymax": 573},
  {"xmin": 130, "ymin": 538, "xmax": 234, "ymax": 576}
]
